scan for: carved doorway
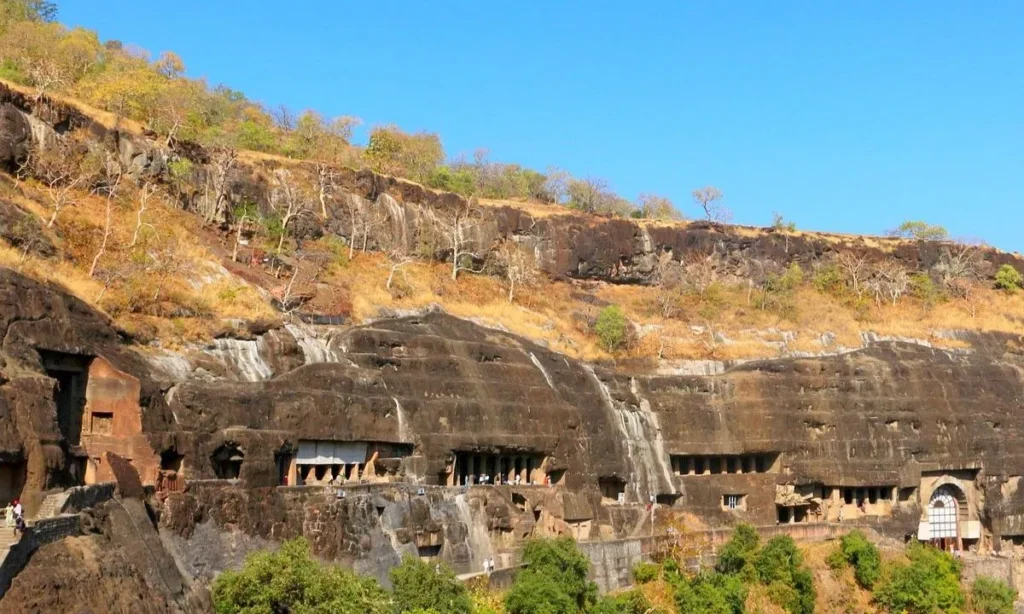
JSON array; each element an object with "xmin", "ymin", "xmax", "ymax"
[{"xmin": 927, "ymin": 484, "xmax": 965, "ymax": 550}]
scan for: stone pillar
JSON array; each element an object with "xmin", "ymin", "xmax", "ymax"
[
  {"xmin": 287, "ymin": 457, "xmax": 298, "ymax": 487},
  {"xmin": 507, "ymin": 457, "xmax": 515, "ymax": 484}
]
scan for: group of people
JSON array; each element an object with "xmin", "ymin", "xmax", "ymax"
[
  {"xmin": 481, "ymin": 557, "xmax": 498, "ymax": 573},
  {"xmin": 4, "ymin": 499, "xmax": 25, "ymax": 536}
]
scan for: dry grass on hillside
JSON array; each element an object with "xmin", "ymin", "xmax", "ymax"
[
  {"xmin": 3, "ymin": 170, "xmax": 1023, "ymax": 359},
  {"xmin": 1, "ymin": 180, "xmax": 275, "ymax": 348}
]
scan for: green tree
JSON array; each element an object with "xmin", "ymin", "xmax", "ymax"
[
  {"xmin": 835, "ymin": 530, "xmax": 881, "ymax": 589},
  {"xmin": 591, "ymin": 589, "xmax": 659, "ymax": 614},
  {"xmin": 390, "ymin": 555, "xmax": 471, "ymax": 614},
  {"xmin": 673, "ymin": 571, "xmax": 747, "ymax": 614},
  {"xmin": 427, "ymin": 166, "xmax": 476, "ymax": 195},
  {"xmin": 874, "ymin": 542, "xmax": 964, "ymax": 614},
  {"xmin": 519, "ymin": 537, "xmax": 597, "ymax": 610},
  {"xmin": 365, "ymin": 125, "xmax": 444, "ymax": 182},
  {"xmin": 594, "ymin": 305, "xmax": 628, "ymax": 352},
  {"xmin": 971, "ymin": 577, "xmax": 1017, "ymax": 614},
  {"xmin": 753, "ymin": 536, "xmax": 815, "ymax": 614},
  {"xmin": 994, "ymin": 264, "xmax": 1023, "ymax": 292},
  {"xmin": 211, "ymin": 538, "xmax": 392, "ymax": 614},
  {"xmin": 886, "ymin": 220, "xmax": 949, "ymax": 241},
  {"xmin": 716, "ymin": 523, "xmax": 760, "ymax": 578},
  {"xmin": 504, "ymin": 571, "xmax": 577, "ymax": 614}
]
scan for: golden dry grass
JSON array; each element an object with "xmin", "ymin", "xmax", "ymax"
[
  {"xmin": 0, "ymin": 78, "xmax": 147, "ymax": 133},
  {"xmin": 2, "ymin": 180, "xmax": 275, "ymax": 347}
]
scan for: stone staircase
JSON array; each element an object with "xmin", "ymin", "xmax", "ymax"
[{"xmin": 0, "ymin": 528, "xmax": 21, "ymax": 567}]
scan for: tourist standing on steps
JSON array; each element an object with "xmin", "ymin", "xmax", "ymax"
[
  {"xmin": 12, "ymin": 499, "xmax": 23, "ymax": 536},
  {"xmin": 4, "ymin": 502, "xmax": 12, "ymax": 531}
]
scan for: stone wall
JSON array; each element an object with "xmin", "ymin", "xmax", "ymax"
[{"xmin": 0, "ymin": 514, "xmax": 81, "ymax": 596}]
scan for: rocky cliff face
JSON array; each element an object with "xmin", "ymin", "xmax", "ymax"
[
  {"xmin": 3, "ymin": 81, "xmax": 1022, "ymax": 296},
  {"xmin": 1, "ymin": 257, "xmax": 1024, "ymax": 608},
  {"xmin": 3, "ymin": 83, "xmax": 1024, "ymax": 611}
]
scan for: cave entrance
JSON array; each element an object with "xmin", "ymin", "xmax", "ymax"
[
  {"xmin": 0, "ymin": 458, "xmax": 26, "ymax": 505},
  {"xmin": 39, "ymin": 350, "xmax": 92, "ymax": 447},
  {"xmin": 158, "ymin": 449, "xmax": 186, "ymax": 493},
  {"xmin": 211, "ymin": 443, "xmax": 244, "ymax": 480},
  {"xmin": 275, "ymin": 448, "xmax": 293, "ymax": 486},
  {"xmin": 598, "ymin": 476, "xmax": 627, "ymax": 504}
]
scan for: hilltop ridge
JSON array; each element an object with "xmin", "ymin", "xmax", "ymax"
[{"xmin": 1, "ymin": 78, "xmax": 1024, "ymax": 363}]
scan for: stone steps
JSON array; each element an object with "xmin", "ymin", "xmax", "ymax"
[{"xmin": 0, "ymin": 528, "xmax": 21, "ymax": 567}]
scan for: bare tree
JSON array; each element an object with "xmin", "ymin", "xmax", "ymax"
[
  {"xmin": 201, "ymin": 148, "xmax": 237, "ymax": 225},
  {"xmin": 692, "ymin": 186, "xmax": 731, "ymax": 223},
  {"xmin": 130, "ymin": 183, "xmax": 157, "ymax": 247},
  {"xmin": 382, "ymin": 247, "xmax": 415, "ymax": 290},
  {"xmin": 42, "ymin": 170, "xmax": 85, "ymax": 227},
  {"xmin": 869, "ymin": 261, "xmax": 910, "ymax": 306},
  {"xmin": 938, "ymin": 242, "xmax": 982, "ymax": 290},
  {"xmin": 682, "ymin": 250, "xmax": 717, "ymax": 297},
  {"xmin": 437, "ymin": 198, "xmax": 484, "ymax": 280},
  {"xmin": 838, "ymin": 252, "xmax": 870, "ymax": 298},
  {"xmin": 269, "ymin": 170, "xmax": 312, "ymax": 260},
  {"xmin": 231, "ymin": 201, "xmax": 259, "ymax": 263},
  {"xmin": 315, "ymin": 163, "xmax": 335, "ymax": 219},
  {"xmin": 89, "ymin": 169, "xmax": 124, "ymax": 277},
  {"xmin": 494, "ymin": 239, "xmax": 539, "ymax": 303},
  {"xmin": 31, "ymin": 140, "xmax": 100, "ymax": 228}
]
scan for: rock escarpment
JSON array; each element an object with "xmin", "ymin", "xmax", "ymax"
[
  {"xmin": 1, "ymin": 263, "xmax": 1024, "ymax": 607},
  {"xmin": 3, "ymin": 81, "xmax": 1023, "ymax": 296}
]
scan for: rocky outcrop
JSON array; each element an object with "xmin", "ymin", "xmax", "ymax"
[{"xmin": 3, "ymin": 81, "xmax": 1021, "ymax": 293}]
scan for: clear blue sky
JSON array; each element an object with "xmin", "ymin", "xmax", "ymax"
[{"xmin": 59, "ymin": 1, "xmax": 1023, "ymax": 252}]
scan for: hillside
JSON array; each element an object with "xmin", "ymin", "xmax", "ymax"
[{"xmin": 1, "ymin": 77, "xmax": 1023, "ymax": 368}]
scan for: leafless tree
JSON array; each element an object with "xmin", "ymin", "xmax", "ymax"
[
  {"xmin": 89, "ymin": 169, "xmax": 124, "ymax": 277},
  {"xmin": 130, "ymin": 183, "xmax": 157, "ymax": 247},
  {"xmin": 691, "ymin": 185, "xmax": 731, "ymax": 223},
  {"xmin": 231, "ymin": 202, "xmax": 258, "ymax": 263},
  {"xmin": 838, "ymin": 252, "xmax": 870, "ymax": 298},
  {"xmin": 869, "ymin": 261, "xmax": 910, "ymax": 306},
  {"xmin": 271, "ymin": 104, "xmax": 296, "ymax": 131},
  {"xmin": 315, "ymin": 162, "xmax": 335, "ymax": 219},
  {"xmin": 202, "ymin": 148, "xmax": 237, "ymax": 225},
  {"xmin": 938, "ymin": 242, "xmax": 982, "ymax": 290},
  {"xmin": 494, "ymin": 239, "xmax": 539, "ymax": 303},
  {"xmin": 382, "ymin": 248, "xmax": 415, "ymax": 290},
  {"xmin": 438, "ymin": 198, "xmax": 485, "ymax": 280},
  {"xmin": 682, "ymin": 250, "xmax": 717, "ymax": 297},
  {"xmin": 270, "ymin": 169, "xmax": 312, "ymax": 259}
]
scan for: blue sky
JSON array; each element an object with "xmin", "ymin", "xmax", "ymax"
[{"xmin": 59, "ymin": 1, "xmax": 1023, "ymax": 252}]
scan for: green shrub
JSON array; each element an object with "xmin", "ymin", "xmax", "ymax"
[
  {"xmin": 826, "ymin": 548, "xmax": 847, "ymax": 571},
  {"xmin": 211, "ymin": 538, "xmax": 391, "ymax": 614},
  {"xmin": 836, "ymin": 530, "xmax": 881, "ymax": 589},
  {"xmin": 755, "ymin": 536, "xmax": 803, "ymax": 585},
  {"xmin": 971, "ymin": 576, "xmax": 1017, "ymax": 614},
  {"xmin": 673, "ymin": 571, "xmax": 747, "ymax": 614},
  {"xmin": 716, "ymin": 523, "xmax": 760, "ymax": 578},
  {"xmin": 874, "ymin": 542, "xmax": 964, "ymax": 614},
  {"xmin": 427, "ymin": 166, "xmax": 476, "ymax": 196},
  {"xmin": 591, "ymin": 589, "xmax": 659, "ymax": 614},
  {"xmin": 504, "ymin": 570, "xmax": 576, "ymax": 614},
  {"xmin": 754, "ymin": 536, "xmax": 815, "ymax": 614},
  {"xmin": 910, "ymin": 272, "xmax": 944, "ymax": 307},
  {"xmin": 812, "ymin": 265, "xmax": 846, "ymax": 296},
  {"xmin": 389, "ymin": 555, "xmax": 471, "ymax": 614},
  {"xmin": 595, "ymin": 305, "xmax": 628, "ymax": 352},
  {"xmin": 994, "ymin": 264, "xmax": 1023, "ymax": 292},
  {"xmin": 632, "ymin": 561, "xmax": 660, "ymax": 584},
  {"xmin": 518, "ymin": 537, "xmax": 597, "ymax": 611}
]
